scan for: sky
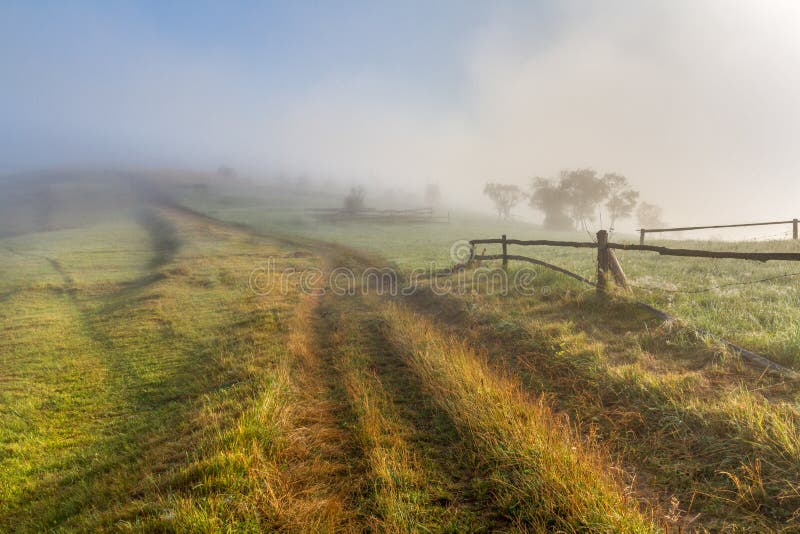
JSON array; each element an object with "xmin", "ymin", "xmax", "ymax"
[{"xmin": 2, "ymin": 0, "xmax": 800, "ymax": 230}]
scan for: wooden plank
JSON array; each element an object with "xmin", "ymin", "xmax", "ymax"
[
  {"xmin": 607, "ymin": 249, "xmax": 631, "ymax": 292},
  {"xmin": 635, "ymin": 302, "xmax": 799, "ymax": 379},
  {"xmin": 607, "ymin": 243, "xmax": 800, "ymax": 262},
  {"xmin": 474, "ymin": 254, "xmax": 595, "ymax": 286},
  {"xmin": 641, "ymin": 220, "xmax": 795, "ymax": 233},
  {"xmin": 501, "ymin": 234, "xmax": 508, "ymax": 270},
  {"xmin": 470, "ymin": 238, "xmax": 598, "ymax": 248},
  {"xmin": 596, "ymin": 230, "xmax": 609, "ymax": 293}
]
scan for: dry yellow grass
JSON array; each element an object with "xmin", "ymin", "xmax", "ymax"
[{"xmin": 379, "ymin": 301, "xmax": 656, "ymax": 532}]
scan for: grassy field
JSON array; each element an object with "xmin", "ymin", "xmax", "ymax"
[
  {"xmin": 179, "ymin": 183, "xmax": 800, "ymax": 370},
  {"xmin": 2, "ymin": 172, "xmax": 800, "ymax": 532}
]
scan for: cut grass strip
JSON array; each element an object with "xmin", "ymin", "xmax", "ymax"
[
  {"xmin": 318, "ymin": 294, "xmax": 479, "ymax": 532},
  {"xmin": 380, "ymin": 302, "xmax": 656, "ymax": 533}
]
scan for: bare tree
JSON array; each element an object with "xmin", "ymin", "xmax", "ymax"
[
  {"xmin": 483, "ymin": 183, "xmax": 526, "ymax": 219},
  {"xmin": 636, "ymin": 202, "xmax": 665, "ymax": 228},
  {"xmin": 343, "ymin": 186, "xmax": 366, "ymax": 214},
  {"xmin": 603, "ymin": 173, "xmax": 639, "ymax": 230}
]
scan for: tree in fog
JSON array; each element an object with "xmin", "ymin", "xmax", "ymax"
[
  {"xmin": 558, "ymin": 169, "xmax": 609, "ymax": 228},
  {"xmin": 424, "ymin": 184, "xmax": 441, "ymax": 207},
  {"xmin": 483, "ymin": 183, "xmax": 526, "ymax": 219},
  {"xmin": 603, "ymin": 173, "xmax": 639, "ymax": 230},
  {"xmin": 529, "ymin": 178, "xmax": 573, "ymax": 230},
  {"xmin": 343, "ymin": 186, "xmax": 366, "ymax": 214},
  {"xmin": 530, "ymin": 169, "xmax": 640, "ymax": 231},
  {"xmin": 636, "ymin": 202, "xmax": 665, "ymax": 228},
  {"xmin": 217, "ymin": 165, "xmax": 237, "ymax": 178}
]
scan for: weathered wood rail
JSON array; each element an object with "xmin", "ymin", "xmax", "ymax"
[
  {"xmin": 639, "ymin": 218, "xmax": 799, "ymax": 244},
  {"xmin": 608, "ymin": 243, "xmax": 800, "ymax": 262},
  {"xmin": 306, "ymin": 207, "xmax": 450, "ymax": 224},
  {"xmin": 472, "ymin": 253, "xmax": 595, "ymax": 285},
  {"xmin": 470, "ymin": 238, "xmax": 597, "ymax": 248}
]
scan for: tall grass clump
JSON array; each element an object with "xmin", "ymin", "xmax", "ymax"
[{"xmin": 380, "ymin": 303, "xmax": 656, "ymax": 533}]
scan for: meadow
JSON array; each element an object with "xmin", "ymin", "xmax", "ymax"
[
  {"xmin": 180, "ymin": 183, "xmax": 800, "ymax": 370},
  {"xmin": 2, "ymin": 172, "xmax": 800, "ymax": 532}
]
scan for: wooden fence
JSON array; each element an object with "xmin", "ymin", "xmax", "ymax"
[
  {"xmin": 639, "ymin": 219, "xmax": 799, "ymax": 244},
  {"xmin": 467, "ymin": 231, "xmax": 800, "ymax": 376},
  {"xmin": 469, "ymin": 231, "xmax": 800, "ymax": 294},
  {"xmin": 306, "ymin": 207, "xmax": 449, "ymax": 224}
]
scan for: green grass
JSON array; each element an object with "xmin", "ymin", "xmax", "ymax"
[
  {"xmin": 177, "ymin": 185, "xmax": 800, "ymax": 369},
  {"xmin": 0, "ymin": 203, "xmax": 343, "ymax": 531},
  {"xmin": 5, "ymin": 172, "xmax": 800, "ymax": 532},
  {"xmin": 397, "ymin": 277, "xmax": 800, "ymax": 530},
  {"xmin": 379, "ymin": 300, "xmax": 655, "ymax": 532},
  {"xmin": 173, "ymin": 178, "xmax": 800, "ymax": 530}
]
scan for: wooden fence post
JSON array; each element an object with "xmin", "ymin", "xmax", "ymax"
[
  {"xmin": 501, "ymin": 234, "xmax": 508, "ymax": 270},
  {"xmin": 607, "ymin": 249, "xmax": 631, "ymax": 292},
  {"xmin": 597, "ymin": 230, "xmax": 608, "ymax": 293},
  {"xmin": 640, "ymin": 229, "xmax": 646, "ymax": 245},
  {"xmin": 794, "ymin": 219, "xmax": 798, "ymax": 240}
]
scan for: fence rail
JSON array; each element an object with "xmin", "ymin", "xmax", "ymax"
[
  {"xmin": 639, "ymin": 218, "xmax": 799, "ymax": 244},
  {"xmin": 466, "ymin": 232, "xmax": 800, "ymax": 294},
  {"xmin": 305, "ymin": 207, "xmax": 450, "ymax": 224},
  {"xmin": 608, "ymin": 243, "xmax": 800, "ymax": 262},
  {"xmin": 470, "ymin": 238, "xmax": 597, "ymax": 248},
  {"xmin": 462, "ymin": 231, "xmax": 800, "ymax": 377},
  {"xmin": 471, "ymin": 236, "xmax": 800, "ymax": 263},
  {"xmin": 472, "ymin": 253, "xmax": 595, "ymax": 285}
]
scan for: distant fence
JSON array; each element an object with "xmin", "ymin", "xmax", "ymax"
[
  {"xmin": 469, "ymin": 231, "xmax": 800, "ymax": 294},
  {"xmin": 306, "ymin": 207, "xmax": 449, "ymax": 224},
  {"xmin": 638, "ymin": 219, "xmax": 799, "ymax": 244}
]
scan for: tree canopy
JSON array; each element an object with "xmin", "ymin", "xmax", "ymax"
[
  {"xmin": 603, "ymin": 173, "xmax": 640, "ymax": 229},
  {"xmin": 529, "ymin": 178, "xmax": 573, "ymax": 231},
  {"xmin": 343, "ymin": 186, "xmax": 366, "ymax": 214},
  {"xmin": 483, "ymin": 183, "xmax": 526, "ymax": 219},
  {"xmin": 636, "ymin": 201, "xmax": 665, "ymax": 228},
  {"xmin": 529, "ymin": 169, "xmax": 643, "ymax": 231}
]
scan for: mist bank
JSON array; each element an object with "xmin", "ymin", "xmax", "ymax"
[{"xmin": 3, "ymin": 2, "xmax": 800, "ymax": 230}]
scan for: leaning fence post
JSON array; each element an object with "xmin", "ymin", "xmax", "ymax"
[
  {"xmin": 639, "ymin": 228, "xmax": 646, "ymax": 245},
  {"xmin": 501, "ymin": 234, "xmax": 508, "ymax": 270},
  {"xmin": 793, "ymin": 219, "xmax": 798, "ymax": 240},
  {"xmin": 608, "ymin": 249, "xmax": 631, "ymax": 292},
  {"xmin": 597, "ymin": 230, "xmax": 609, "ymax": 293}
]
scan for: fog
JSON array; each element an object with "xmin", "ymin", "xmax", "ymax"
[{"xmin": 3, "ymin": 1, "xmax": 800, "ymax": 232}]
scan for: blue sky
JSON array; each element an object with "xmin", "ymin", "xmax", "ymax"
[
  {"xmin": 1, "ymin": 0, "xmax": 557, "ymax": 161},
  {"xmin": 2, "ymin": 1, "xmax": 800, "ymax": 225}
]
